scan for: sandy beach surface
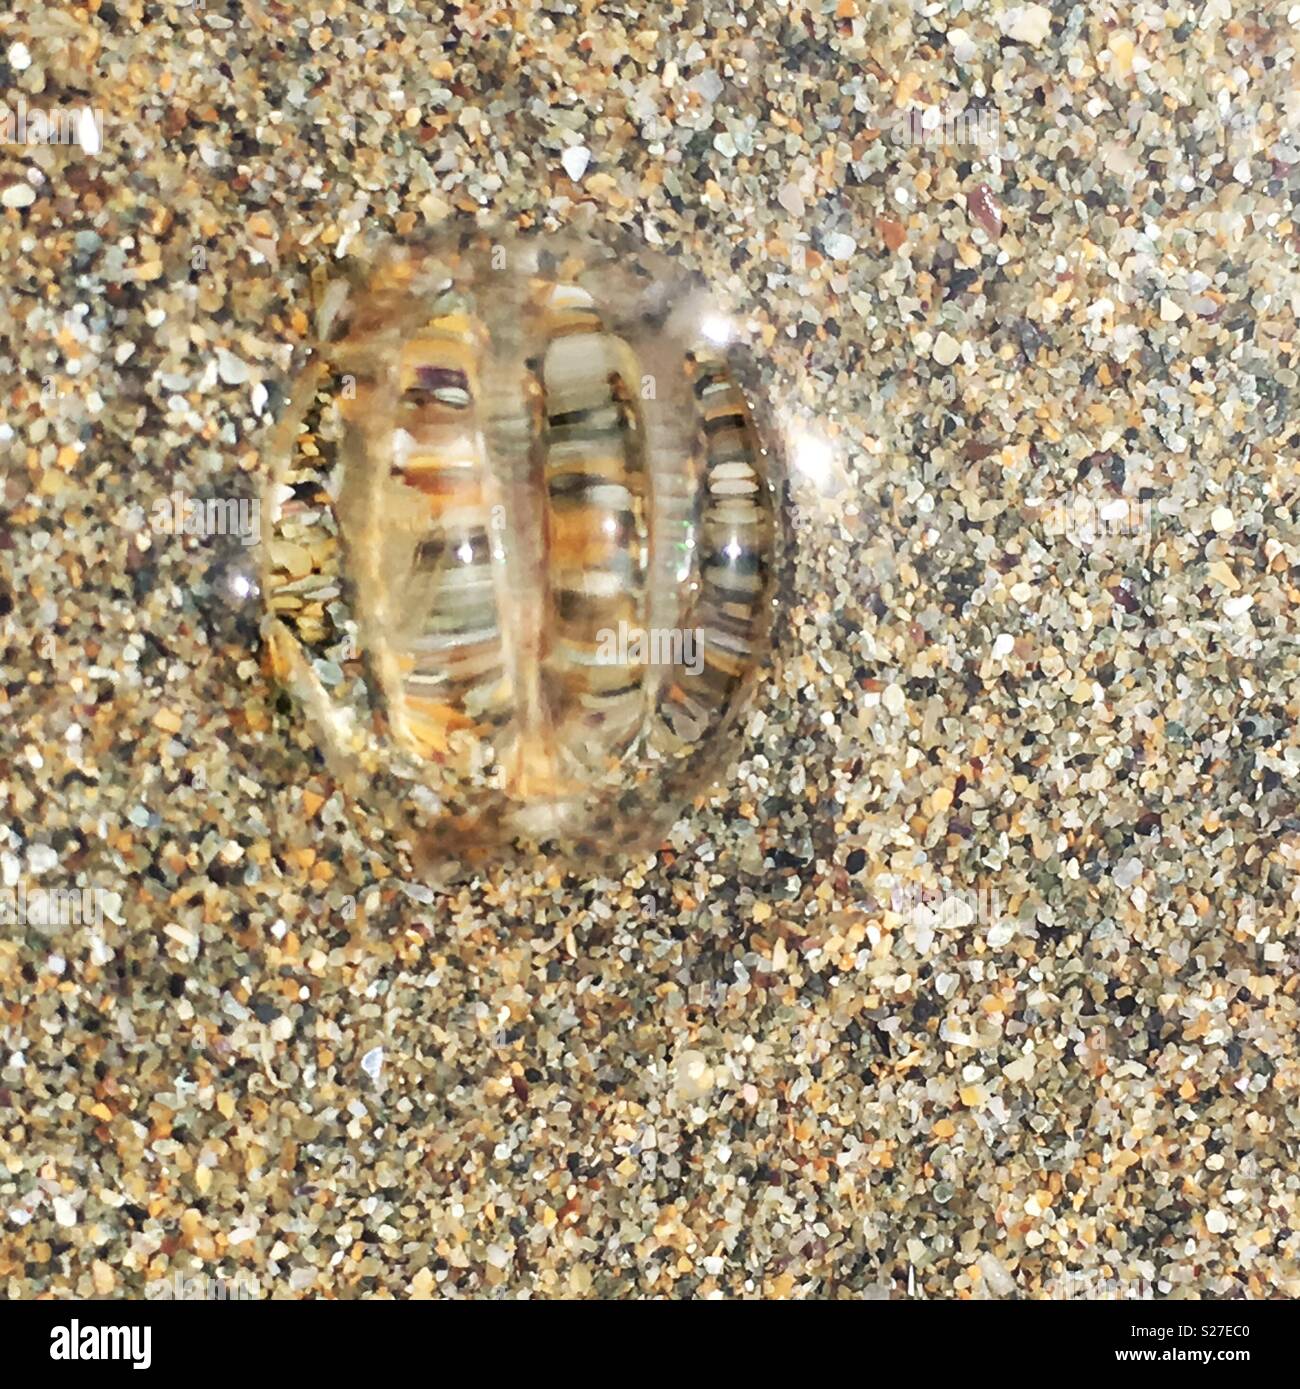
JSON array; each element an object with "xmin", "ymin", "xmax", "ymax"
[{"xmin": 1, "ymin": 1, "xmax": 1297, "ymax": 1298}]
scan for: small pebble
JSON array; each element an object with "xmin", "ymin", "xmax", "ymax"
[
  {"xmin": 1000, "ymin": 4, "xmax": 1053, "ymax": 46},
  {"xmin": 673, "ymin": 1049, "xmax": 714, "ymax": 1101},
  {"xmin": 932, "ymin": 332, "xmax": 961, "ymax": 367},
  {"xmin": 561, "ymin": 146, "xmax": 590, "ymax": 181}
]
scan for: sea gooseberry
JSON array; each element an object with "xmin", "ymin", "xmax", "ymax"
[{"xmin": 262, "ymin": 224, "xmax": 783, "ymax": 866}]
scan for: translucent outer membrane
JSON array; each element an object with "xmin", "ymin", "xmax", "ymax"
[{"xmin": 262, "ymin": 227, "xmax": 781, "ymax": 864}]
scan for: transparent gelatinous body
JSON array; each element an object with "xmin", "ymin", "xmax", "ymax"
[{"xmin": 263, "ymin": 226, "xmax": 782, "ymax": 865}]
